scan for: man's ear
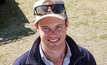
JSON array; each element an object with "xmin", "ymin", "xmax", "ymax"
[
  {"xmin": 65, "ymin": 21, "xmax": 69, "ymax": 27},
  {"xmin": 35, "ymin": 24, "xmax": 39, "ymax": 31}
]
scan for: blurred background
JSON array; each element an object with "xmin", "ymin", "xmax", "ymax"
[{"xmin": 0, "ymin": 0, "xmax": 107, "ymax": 65}]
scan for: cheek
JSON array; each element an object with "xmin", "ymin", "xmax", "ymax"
[
  {"xmin": 60, "ymin": 29, "xmax": 67, "ymax": 37},
  {"xmin": 39, "ymin": 31, "xmax": 45, "ymax": 38},
  {"xmin": 61, "ymin": 27, "xmax": 67, "ymax": 34},
  {"xmin": 39, "ymin": 30, "xmax": 48, "ymax": 39},
  {"xmin": 39, "ymin": 33, "xmax": 45, "ymax": 42}
]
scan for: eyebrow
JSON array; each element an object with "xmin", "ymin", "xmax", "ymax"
[
  {"xmin": 56, "ymin": 24, "xmax": 64, "ymax": 27},
  {"xmin": 41, "ymin": 24, "xmax": 64, "ymax": 28}
]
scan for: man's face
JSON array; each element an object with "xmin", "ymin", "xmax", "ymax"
[{"xmin": 36, "ymin": 17, "xmax": 68, "ymax": 50}]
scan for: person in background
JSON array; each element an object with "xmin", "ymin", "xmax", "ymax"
[{"xmin": 13, "ymin": 0, "xmax": 96, "ymax": 65}]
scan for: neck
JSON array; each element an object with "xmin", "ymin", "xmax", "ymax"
[{"xmin": 41, "ymin": 43, "xmax": 67, "ymax": 63}]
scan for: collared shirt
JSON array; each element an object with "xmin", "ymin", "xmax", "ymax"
[{"xmin": 39, "ymin": 42, "xmax": 72, "ymax": 65}]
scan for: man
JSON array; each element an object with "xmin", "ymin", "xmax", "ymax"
[{"xmin": 13, "ymin": 0, "xmax": 96, "ymax": 65}]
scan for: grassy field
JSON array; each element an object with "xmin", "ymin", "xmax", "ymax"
[{"xmin": 0, "ymin": 0, "xmax": 107, "ymax": 65}]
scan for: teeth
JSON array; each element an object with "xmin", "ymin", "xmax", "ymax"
[{"xmin": 49, "ymin": 39, "xmax": 59, "ymax": 42}]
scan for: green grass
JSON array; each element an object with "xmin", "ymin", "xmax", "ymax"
[{"xmin": 0, "ymin": 0, "xmax": 107, "ymax": 65}]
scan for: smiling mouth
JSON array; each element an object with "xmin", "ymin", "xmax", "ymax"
[{"xmin": 48, "ymin": 38, "xmax": 60, "ymax": 43}]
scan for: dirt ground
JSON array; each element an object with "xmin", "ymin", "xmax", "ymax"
[{"xmin": 0, "ymin": 0, "xmax": 107, "ymax": 65}]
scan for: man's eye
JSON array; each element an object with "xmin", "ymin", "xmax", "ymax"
[
  {"xmin": 42, "ymin": 27, "xmax": 50, "ymax": 32},
  {"xmin": 56, "ymin": 25, "xmax": 63, "ymax": 31}
]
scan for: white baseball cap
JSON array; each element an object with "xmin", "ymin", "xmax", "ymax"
[{"xmin": 33, "ymin": 0, "xmax": 67, "ymax": 24}]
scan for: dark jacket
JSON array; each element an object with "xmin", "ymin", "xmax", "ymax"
[{"xmin": 13, "ymin": 35, "xmax": 96, "ymax": 65}]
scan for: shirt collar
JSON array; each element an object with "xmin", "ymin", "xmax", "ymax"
[
  {"xmin": 66, "ymin": 41, "xmax": 72, "ymax": 58},
  {"xmin": 39, "ymin": 44, "xmax": 53, "ymax": 65}
]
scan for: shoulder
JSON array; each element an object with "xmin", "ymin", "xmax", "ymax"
[
  {"xmin": 78, "ymin": 46, "xmax": 93, "ymax": 58},
  {"xmin": 78, "ymin": 46, "xmax": 91, "ymax": 55},
  {"xmin": 78, "ymin": 46, "xmax": 96, "ymax": 64},
  {"xmin": 13, "ymin": 51, "xmax": 30, "ymax": 65}
]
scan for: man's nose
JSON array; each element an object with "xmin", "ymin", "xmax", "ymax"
[
  {"xmin": 51, "ymin": 30, "xmax": 57, "ymax": 35},
  {"xmin": 47, "ymin": 7, "xmax": 52, "ymax": 13},
  {"xmin": 49, "ymin": 30, "xmax": 58, "ymax": 38}
]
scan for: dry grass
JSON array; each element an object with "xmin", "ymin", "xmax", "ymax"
[
  {"xmin": 65, "ymin": 0, "xmax": 107, "ymax": 65},
  {"xmin": 0, "ymin": 0, "xmax": 107, "ymax": 65}
]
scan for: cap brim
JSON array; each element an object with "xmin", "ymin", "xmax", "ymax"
[{"xmin": 35, "ymin": 14, "xmax": 65, "ymax": 24}]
